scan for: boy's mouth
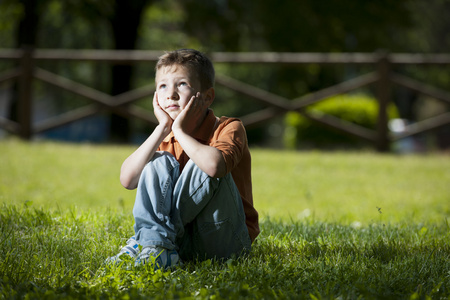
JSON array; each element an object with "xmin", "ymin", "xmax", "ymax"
[{"xmin": 166, "ymin": 104, "xmax": 180, "ymax": 110}]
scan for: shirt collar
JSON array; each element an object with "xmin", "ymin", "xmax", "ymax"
[{"xmin": 163, "ymin": 109, "xmax": 217, "ymax": 143}]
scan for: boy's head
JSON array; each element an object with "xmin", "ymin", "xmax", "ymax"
[
  {"xmin": 155, "ymin": 49, "xmax": 216, "ymax": 121},
  {"xmin": 155, "ymin": 49, "xmax": 215, "ymax": 92}
]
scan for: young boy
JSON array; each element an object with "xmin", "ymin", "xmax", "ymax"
[{"xmin": 108, "ymin": 49, "xmax": 259, "ymax": 268}]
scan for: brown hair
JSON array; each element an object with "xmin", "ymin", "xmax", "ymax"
[{"xmin": 155, "ymin": 49, "xmax": 215, "ymax": 91}]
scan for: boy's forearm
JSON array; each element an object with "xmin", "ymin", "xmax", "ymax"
[
  {"xmin": 173, "ymin": 129, "xmax": 227, "ymax": 178},
  {"xmin": 120, "ymin": 124, "xmax": 170, "ymax": 189}
]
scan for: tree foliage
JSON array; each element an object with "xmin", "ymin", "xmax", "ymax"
[{"xmin": 0, "ymin": 0, "xmax": 448, "ymax": 143}]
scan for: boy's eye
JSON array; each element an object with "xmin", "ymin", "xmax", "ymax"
[
  {"xmin": 159, "ymin": 84, "xmax": 166, "ymax": 89},
  {"xmin": 179, "ymin": 82, "xmax": 188, "ymax": 87}
]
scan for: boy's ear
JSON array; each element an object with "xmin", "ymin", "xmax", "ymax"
[{"xmin": 204, "ymin": 87, "xmax": 215, "ymax": 106}]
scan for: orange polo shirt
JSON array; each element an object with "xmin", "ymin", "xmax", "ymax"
[{"xmin": 158, "ymin": 109, "xmax": 260, "ymax": 242}]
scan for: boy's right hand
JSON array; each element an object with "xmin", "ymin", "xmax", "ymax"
[
  {"xmin": 120, "ymin": 92, "xmax": 172, "ymax": 190},
  {"xmin": 153, "ymin": 92, "xmax": 173, "ymax": 130}
]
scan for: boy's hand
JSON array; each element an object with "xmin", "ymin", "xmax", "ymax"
[
  {"xmin": 120, "ymin": 92, "xmax": 173, "ymax": 190},
  {"xmin": 153, "ymin": 92, "xmax": 173, "ymax": 129},
  {"xmin": 172, "ymin": 92, "xmax": 207, "ymax": 135}
]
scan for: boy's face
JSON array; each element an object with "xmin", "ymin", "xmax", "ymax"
[{"xmin": 155, "ymin": 65, "xmax": 206, "ymax": 120}]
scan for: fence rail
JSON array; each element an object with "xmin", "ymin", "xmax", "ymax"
[{"xmin": 1, "ymin": 48, "xmax": 449, "ymax": 151}]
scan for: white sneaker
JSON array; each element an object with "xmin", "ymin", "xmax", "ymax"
[
  {"xmin": 106, "ymin": 236, "xmax": 140, "ymax": 264},
  {"xmin": 134, "ymin": 246, "xmax": 180, "ymax": 269}
]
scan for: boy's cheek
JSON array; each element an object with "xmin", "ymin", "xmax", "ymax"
[{"xmin": 156, "ymin": 95, "xmax": 164, "ymax": 107}]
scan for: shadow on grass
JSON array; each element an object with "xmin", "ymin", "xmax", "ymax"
[{"xmin": 1, "ymin": 204, "xmax": 449, "ymax": 299}]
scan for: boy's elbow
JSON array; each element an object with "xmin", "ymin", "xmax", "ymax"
[
  {"xmin": 205, "ymin": 163, "xmax": 227, "ymax": 179},
  {"xmin": 205, "ymin": 152, "xmax": 227, "ymax": 178},
  {"xmin": 120, "ymin": 174, "xmax": 137, "ymax": 190}
]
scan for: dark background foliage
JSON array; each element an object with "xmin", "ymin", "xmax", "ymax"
[{"xmin": 0, "ymin": 0, "xmax": 449, "ymax": 148}]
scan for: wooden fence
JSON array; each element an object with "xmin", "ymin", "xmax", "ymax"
[{"xmin": 1, "ymin": 48, "xmax": 450, "ymax": 151}]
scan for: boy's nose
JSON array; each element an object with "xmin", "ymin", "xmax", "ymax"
[{"xmin": 168, "ymin": 90, "xmax": 179, "ymax": 100}]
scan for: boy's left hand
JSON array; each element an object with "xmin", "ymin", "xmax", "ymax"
[
  {"xmin": 173, "ymin": 92, "xmax": 207, "ymax": 135},
  {"xmin": 153, "ymin": 92, "xmax": 173, "ymax": 130}
]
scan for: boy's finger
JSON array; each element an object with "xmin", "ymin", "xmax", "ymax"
[
  {"xmin": 191, "ymin": 92, "xmax": 203, "ymax": 108},
  {"xmin": 186, "ymin": 95, "xmax": 196, "ymax": 109},
  {"xmin": 152, "ymin": 92, "xmax": 158, "ymax": 106}
]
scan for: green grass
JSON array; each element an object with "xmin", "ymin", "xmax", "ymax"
[{"xmin": 1, "ymin": 139, "xmax": 449, "ymax": 299}]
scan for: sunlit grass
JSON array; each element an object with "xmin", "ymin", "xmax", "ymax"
[
  {"xmin": 252, "ymin": 149, "xmax": 450, "ymax": 225},
  {"xmin": 1, "ymin": 204, "xmax": 449, "ymax": 299},
  {"xmin": 1, "ymin": 139, "xmax": 134, "ymax": 210},
  {"xmin": 2, "ymin": 139, "xmax": 449, "ymax": 225},
  {"xmin": 1, "ymin": 139, "xmax": 449, "ymax": 299}
]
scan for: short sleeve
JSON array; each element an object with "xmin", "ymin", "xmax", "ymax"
[{"xmin": 210, "ymin": 119, "xmax": 247, "ymax": 174}]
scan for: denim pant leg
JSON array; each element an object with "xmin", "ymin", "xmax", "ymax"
[
  {"xmin": 174, "ymin": 159, "xmax": 252, "ymax": 261},
  {"xmin": 133, "ymin": 151, "xmax": 180, "ymax": 250}
]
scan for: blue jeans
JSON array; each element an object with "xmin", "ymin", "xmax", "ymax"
[{"xmin": 132, "ymin": 151, "xmax": 251, "ymax": 261}]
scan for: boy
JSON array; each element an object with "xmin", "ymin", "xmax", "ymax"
[{"xmin": 108, "ymin": 49, "xmax": 259, "ymax": 268}]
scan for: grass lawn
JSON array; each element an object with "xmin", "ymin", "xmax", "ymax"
[{"xmin": 1, "ymin": 139, "xmax": 449, "ymax": 299}]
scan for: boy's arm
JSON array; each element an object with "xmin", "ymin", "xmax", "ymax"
[
  {"xmin": 120, "ymin": 93, "xmax": 172, "ymax": 190},
  {"xmin": 173, "ymin": 130, "xmax": 227, "ymax": 178},
  {"xmin": 172, "ymin": 92, "xmax": 227, "ymax": 178}
]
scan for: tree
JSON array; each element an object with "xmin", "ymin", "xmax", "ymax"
[
  {"xmin": 107, "ymin": 0, "xmax": 152, "ymax": 142},
  {"xmin": 7, "ymin": 0, "xmax": 49, "ymax": 123},
  {"xmin": 4, "ymin": 0, "xmax": 152, "ymax": 142},
  {"xmin": 63, "ymin": 0, "xmax": 153, "ymax": 142}
]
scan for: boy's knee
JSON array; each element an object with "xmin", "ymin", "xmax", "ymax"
[
  {"xmin": 139, "ymin": 152, "xmax": 180, "ymax": 182},
  {"xmin": 152, "ymin": 151, "xmax": 176, "ymax": 161},
  {"xmin": 148, "ymin": 151, "xmax": 178, "ymax": 169}
]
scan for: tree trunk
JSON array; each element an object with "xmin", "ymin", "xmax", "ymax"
[
  {"xmin": 109, "ymin": 0, "xmax": 149, "ymax": 143},
  {"xmin": 9, "ymin": 0, "xmax": 42, "ymax": 123}
]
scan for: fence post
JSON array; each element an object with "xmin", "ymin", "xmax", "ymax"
[
  {"xmin": 375, "ymin": 51, "xmax": 391, "ymax": 152},
  {"xmin": 18, "ymin": 46, "xmax": 34, "ymax": 140}
]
